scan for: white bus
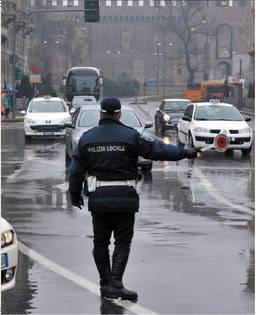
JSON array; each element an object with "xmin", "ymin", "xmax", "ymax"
[{"xmin": 63, "ymin": 67, "xmax": 103, "ymax": 105}]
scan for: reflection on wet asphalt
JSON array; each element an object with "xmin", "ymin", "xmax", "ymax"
[{"xmin": 1, "ymin": 120, "xmax": 254, "ymax": 314}]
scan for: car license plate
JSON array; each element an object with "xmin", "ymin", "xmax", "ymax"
[
  {"xmin": 1, "ymin": 253, "xmax": 8, "ymax": 269},
  {"xmin": 43, "ymin": 132, "xmax": 54, "ymax": 136}
]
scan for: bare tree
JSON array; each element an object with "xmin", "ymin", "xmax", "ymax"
[{"xmin": 157, "ymin": 1, "xmax": 210, "ymax": 84}]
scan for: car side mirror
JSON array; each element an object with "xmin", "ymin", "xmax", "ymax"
[
  {"xmin": 182, "ymin": 116, "xmax": 191, "ymax": 122},
  {"xmin": 64, "ymin": 123, "xmax": 75, "ymax": 129},
  {"xmin": 144, "ymin": 122, "xmax": 153, "ymax": 129},
  {"xmin": 245, "ymin": 117, "xmax": 251, "ymax": 122},
  {"xmin": 69, "ymin": 107, "xmax": 76, "ymax": 115}
]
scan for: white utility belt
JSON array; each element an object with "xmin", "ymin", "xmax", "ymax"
[{"xmin": 87, "ymin": 176, "xmax": 136, "ymax": 192}]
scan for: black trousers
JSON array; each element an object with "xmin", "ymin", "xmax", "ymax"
[{"xmin": 91, "ymin": 212, "xmax": 135, "ymax": 252}]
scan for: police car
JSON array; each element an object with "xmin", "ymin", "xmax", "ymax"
[
  {"xmin": 177, "ymin": 101, "xmax": 253, "ymax": 155},
  {"xmin": 23, "ymin": 96, "xmax": 71, "ymax": 140},
  {"xmin": 1, "ymin": 217, "xmax": 18, "ymax": 291},
  {"xmin": 65, "ymin": 105, "xmax": 153, "ymax": 171}
]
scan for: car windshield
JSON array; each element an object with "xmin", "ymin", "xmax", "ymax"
[
  {"xmin": 28, "ymin": 100, "xmax": 67, "ymax": 113},
  {"xmin": 164, "ymin": 101, "xmax": 190, "ymax": 111},
  {"xmin": 194, "ymin": 105, "xmax": 242, "ymax": 121},
  {"xmin": 78, "ymin": 109, "xmax": 142, "ymax": 128}
]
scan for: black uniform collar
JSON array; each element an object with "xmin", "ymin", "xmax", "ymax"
[{"xmin": 99, "ymin": 117, "xmax": 122, "ymax": 125}]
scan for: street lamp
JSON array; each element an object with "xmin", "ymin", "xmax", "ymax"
[
  {"xmin": 156, "ymin": 42, "xmax": 161, "ymax": 95},
  {"xmin": 202, "ymin": 19, "xmax": 209, "ymax": 80},
  {"xmin": 163, "ymin": 42, "xmax": 173, "ymax": 97}
]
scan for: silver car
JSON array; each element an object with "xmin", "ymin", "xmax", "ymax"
[{"xmin": 65, "ymin": 105, "xmax": 153, "ymax": 171}]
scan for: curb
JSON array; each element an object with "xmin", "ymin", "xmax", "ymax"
[{"xmin": 1, "ymin": 117, "xmax": 24, "ymax": 123}]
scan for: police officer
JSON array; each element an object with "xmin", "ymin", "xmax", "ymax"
[{"xmin": 69, "ymin": 97, "xmax": 197, "ymax": 301}]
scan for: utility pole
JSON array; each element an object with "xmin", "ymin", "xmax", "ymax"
[
  {"xmin": 157, "ymin": 42, "xmax": 161, "ymax": 95},
  {"xmin": 11, "ymin": 16, "xmax": 17, "ymax": 116}
]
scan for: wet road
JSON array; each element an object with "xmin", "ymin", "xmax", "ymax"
[{"xmin": 1, "ymin": 104, "xmax": 255, "ymax": 314}]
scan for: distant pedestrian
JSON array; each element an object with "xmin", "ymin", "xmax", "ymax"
[{"xmin": 2, "ymin": 92, "xmax": 11, "ymax": 119}]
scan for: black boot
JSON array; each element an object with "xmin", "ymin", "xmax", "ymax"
[
  {"xmin": 102, "ymin": 249, "xmax": 138, "ymax": 301},
  {"xmin": 92, "ymin": 247, "xmax": 111, "ymax": 295}
]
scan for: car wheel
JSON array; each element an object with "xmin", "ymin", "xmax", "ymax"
[
  {"xmin": 241, "ymin": 146, "xmax": 252, "ymax": 156},
  {"xmin": 24, "ymin": 134, "xmax": 31, "ymax": 142},
  {"xmin": 225, "ymin": 149, "xmax": 234, "ymax": 155},
  {"xmin": 188, "ymin": 132, "xmax": 194, "ymax": 148},
  {"xmin": 65, "ymin": 150, "xmax": 71, "ymax": 166}
]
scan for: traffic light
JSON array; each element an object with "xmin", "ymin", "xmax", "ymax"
[{"xmin": 84, "ymin": 0, "xmax": 100, "ymax": 22}]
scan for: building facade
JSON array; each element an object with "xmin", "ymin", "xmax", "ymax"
[
  {"xmin": 1, "ymin": 0, "xmax": 34, "ymax": 89},
  {"xmin": 28, "ymin": 0, "xmax": 254, "ymax": 90}
]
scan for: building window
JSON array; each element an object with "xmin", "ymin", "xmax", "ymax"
[
  {"xmin": 160, "ymin": 0, "xmax": 166, "ymax": 6},
  {"xmin": 106, "ymin": 0, "xmax": 111, "ymax": 5},
  {"xmin": 74, "ymin": 0, "xmax": 79, "ymax": 5},
  {"xmin": 30, "ymin": 0, "xmax": 35, "ymax": 5},
  {"xmin": 216, "ymin": 0, "xmax": 230, "ymax": 6},
  {"xmin": 116, "ymin": 0, "xmax": 122, "ymax": 5},
  {"xmin": 52, "ymin": 0, "xmax": 57, "ymax": 5},
  {"xmin": 237, "ymin": 0, "xmax": 245, "ymax": 6},
  {"xmin": 138, "ymin": 0, "xmax": 144, "ymax": 6},
  {"xmin": 149, "ymin": 0, "xmax": 154, "ymax": 6},
  {"xmin": 128, "ymin": 0, "xmax": 133, "ymax": 6},
  {"xmin": 63, "ymin": 0, "xmax": 68, "ymax": 6}
]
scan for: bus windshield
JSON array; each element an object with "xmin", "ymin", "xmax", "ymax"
[
  {"xmin": 68, "ymin": 73, "xmax": 98, "ymax": 94},
  {"xmin": 65, "ymin": 67, "xmax": 102, "ymax": 102}
]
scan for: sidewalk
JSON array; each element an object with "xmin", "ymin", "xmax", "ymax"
[{"xmin": 1, "ymin": 114, "xmax": 24, "ymax": 123}]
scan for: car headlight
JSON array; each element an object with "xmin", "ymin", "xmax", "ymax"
[
  {"xmin": 24, "ymin": 118, "xmax": 36, "ymax": 124},
  {"xmin": 193, "ymin": 127, "xmax": 209, "ymax": 133},
  {"xmin": 1, "ymin": 230, "xmax": 14, "ymax": 248},
  {"xmin": 240, "ymin": 127, "xmax": 251, "ymax": 134},
  {"xmin": 163, "ymin": 114, "xmax": 170, "ymax": 122}
]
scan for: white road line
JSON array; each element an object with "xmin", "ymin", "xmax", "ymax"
[
  {"xmin": 18, "ymin": 241, "xmax": 157, "ymax": 315},
  {"xmin": 151, "ymin": 164, "xmax": 254, "ymax": 215},
  {"xmin": 193, "ymin": 167, "xmax": 254, "ymax": 215}
]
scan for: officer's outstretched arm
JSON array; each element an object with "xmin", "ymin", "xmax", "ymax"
[{"xmin": 135, "ymin": 134, "xmax": 197, "ymax": 161}]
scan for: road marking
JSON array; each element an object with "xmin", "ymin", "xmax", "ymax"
[
  {"xmin": 151, "ymin": 164, "xmax": 254, "ymax": 215},
  {"xmin": 192, "ymin": 167, "xmax": 254, "ymax": 215},
  {"xmin": 18, "ymin": 241, "xmax": 157, "ymax": 315}
]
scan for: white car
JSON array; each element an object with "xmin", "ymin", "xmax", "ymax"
[
  {"xmin": 24, "ymin": 96, "xmax": 71, "ymax": 140},
  {"xmin": 1, "ymin": 217, "xmax": 18, "ymax": 291},
  {"xmin": 177, "ymin": 101, "xmax": 253, "ymax": 155}
]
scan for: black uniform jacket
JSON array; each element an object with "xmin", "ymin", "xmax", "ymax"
[{"xmin": 69, "ymin": 117, "xmax": 190, "ymax": 213}]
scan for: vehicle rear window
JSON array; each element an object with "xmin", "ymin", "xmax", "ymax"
[
  {"xmin": 28, "ymin": 100, "xmax": 67, "ymax": 113},
  {"xmin": 78, "ymin": 110, "xmax": 142, "ymax": 128},
  {"xmin": 194, "ymin": 105, "xmax": 242, "ymax": 121},
  {"xmin": 164, "ymin": 101, "xmax": 190, "ymax": 111}
]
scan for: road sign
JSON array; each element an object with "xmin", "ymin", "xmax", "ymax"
[
  {"xmin": 214, "ymin": 133, "xmax": 229, "ymax": 152},
  {"xmin": 146, "ymin": 79, "xmax": 158, "ymax": 87},
  {"xmin": 29, "ymin": 74, "xmax": 42, "ymax": 84},
  {"xmin": 15, "ymin": 68, "xmax": 23, "ymax": 80}
]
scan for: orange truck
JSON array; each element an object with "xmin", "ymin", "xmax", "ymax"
[{"xmin": 185, "ymin": 80, "xmax": 242, "ymax": 102}]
